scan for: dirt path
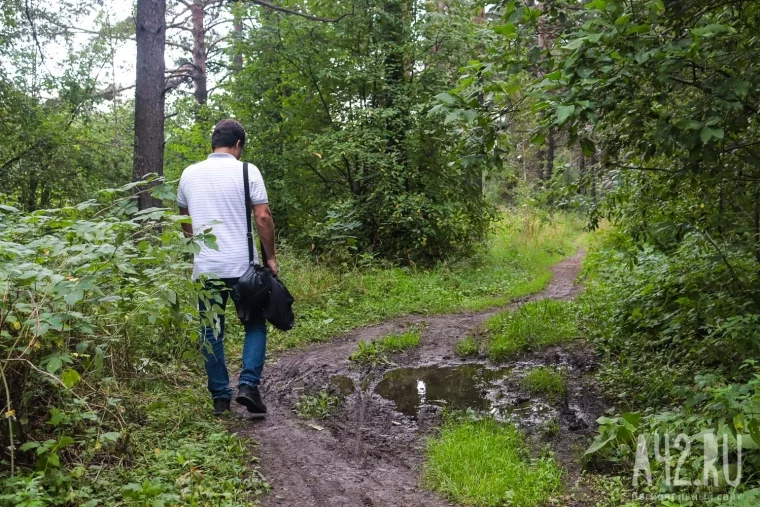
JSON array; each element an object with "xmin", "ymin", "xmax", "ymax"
[{"xmin": 231, "ymin": 250, "xmax": 600, "ymax": 507}]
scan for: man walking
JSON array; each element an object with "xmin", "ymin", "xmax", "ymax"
[{"xmin": 177, "ymin": 119, "xmax": 277, "ymax": 416}]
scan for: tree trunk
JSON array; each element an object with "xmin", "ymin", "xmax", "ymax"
[
  {"xmin": 233, "ymin": 7, "xmax": 244, "ymax": 70},
  {"xmin": 133, "ymin": 0, "xmax": 166, "ymax": 210},
  {"xmin": 544, "ymin": 129, "xmax": 555, "ymax": 181},
  {"xmin": 381, "ymin": 0, "xmax": 407, "ymax": 160},
  {"xmin": 191, "ymin": 0, "xmax": 208, "ymax": 105}
]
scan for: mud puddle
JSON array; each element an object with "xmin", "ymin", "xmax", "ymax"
[
  {"xmin": 373, "ymin": 364, "xmax": 511, "ymax": 417},
  {"xmin": 229, "ymin": 250, "xmax": 603, "ymax": 507}
]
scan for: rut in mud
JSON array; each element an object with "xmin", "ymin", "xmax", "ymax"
[{"xmin": 230, "ymin": 250, "xmax": 604, "ymax": 507}]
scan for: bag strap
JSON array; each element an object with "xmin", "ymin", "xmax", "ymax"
[
  {"xmin": 243, "ymin": 162, "xmax": 255, "ymax": 265},
  {"xmin": 243, "ymin": 162, "xmax": 268, "ymax": 266}
]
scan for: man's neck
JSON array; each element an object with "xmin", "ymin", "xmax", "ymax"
[{"xmin": 213, "ymin": 148, "xmax": 238, "ymax": 158}]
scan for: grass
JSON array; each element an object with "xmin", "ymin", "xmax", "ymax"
[
  {"xmin": 455, "ymin": 336, "xmax": 480, "ymax": 358},
  {"xmin": 481, "ymin": 300, "xmax": 579, "ymax": 361},
  {"xmin": 295, "ymin": 391, "xmax": 341, "ymax": 419},
  {"xmin": 424, "ymin": 417, "xmax": 564, "ymax": 506},
  {"xmin": 260, "ymin": 210, "xmax": 584, "ymax": 353},
  {"xmin": 349, "ymin": 328, "xmax": 421, "ymax": 366},
  {"xmin": 521, "ymin": 366, "xmax": 567, "ymax": 402}
]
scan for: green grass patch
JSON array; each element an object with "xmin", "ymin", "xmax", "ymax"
[
  {"xmin": 483, "ymin": 300, "xmax": 578, "ymax": 361},
  {"xmin": 264, "ymin": 210, "xmax": 583, "ymax": 352},
  {"xmin": 349, "ymin": 328, "xmax": 421, "ymax": 366},
  {"xmin": 455, "ymin": 336, "xmax": 480, "ymax": 358},
  {"xmin": 521, "ymin": 366, "xmax": 567, "ymax": 402},
  {"xmin": 295, "ymin": 391, "xmax": 341, "ymax": 419},
  {"xmin": 424, "ymin": 417, "xmax": 564, "ymax": 506}
]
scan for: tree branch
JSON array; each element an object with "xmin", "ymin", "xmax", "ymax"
[{"xmin": 236, "ymin": 0, "xmax": 352, "ymax": 23}]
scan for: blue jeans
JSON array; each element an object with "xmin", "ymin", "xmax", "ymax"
[{"xmin": 198, "ymin": 278, "xmax": 267, "ymax": 400}]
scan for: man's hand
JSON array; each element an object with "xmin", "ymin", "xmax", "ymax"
[{"xmin": 267, "ymin": 259, "xmax": 279, "ymax": 277}]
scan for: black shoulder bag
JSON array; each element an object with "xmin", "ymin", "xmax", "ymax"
[{"xmin": 232, "ymin": 162, "xmax": 295, "ymax": 331}]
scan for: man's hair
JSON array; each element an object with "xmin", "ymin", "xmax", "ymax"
[{"xmin": 211, "ymin": 119, "xmax": 246, "ymax": 150}]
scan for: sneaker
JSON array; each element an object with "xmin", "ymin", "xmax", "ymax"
[
  {"xmin": 236, "ymin": 384, "xmax": 267, "ymax": 414},
  {"xmin": 213, "ymin": 398, "xmax": 231, "ymax": 416}
]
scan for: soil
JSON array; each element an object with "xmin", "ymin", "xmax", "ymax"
[{"xmin": 229, "ymin": 250, "xmax": 607, "ymax": 507}]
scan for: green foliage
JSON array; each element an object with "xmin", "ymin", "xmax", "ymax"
[
  {"xmin": 295, "ymin": 391, "xmax": 341, "ymax": 420},
  {"xmin": 349, "ymin": 329, "xmax": 421, "ymax": 366},
  {"xmin": 272, "ymin": 210, "xmax": 583, "ymax": 353},
  {"xmin": 521, "ymin": 367, "xmax": 567, "ymax": 403},
  {"xmin": 579, "ymin": 231, "xmax": 760, "ymax": 408},
  {"xmin": 0, "ymin": 180, "xmax": 262, "ymax": 502},
  {"xmin": 481, "ymin": 300, "xmax": 579, "ymax": 361},
  {"xmin": 424, "ymin": 416, "xmax": 564, "ymax": 506},
  {"xmin": 580, "ymin": 231, "xmax": 760, "ymax": 495},
  {"xmin": 0, "ymin": 379, "xmax": 266, "ymax": 506},
  {"xmin": 228, "ymin": 0, "xmax": 493, "ymax": 263}
]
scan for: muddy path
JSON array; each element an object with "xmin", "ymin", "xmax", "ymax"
[{"xmin": 231, "ymin": 250, "xmax": 604, "ymax": 507}]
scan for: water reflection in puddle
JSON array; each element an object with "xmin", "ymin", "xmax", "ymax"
[
  {"xmin": 374, "ymin": 363, "xmax": 556, "ymax": 425},
  {"xmin": 374, "ymin": 364, "xmax": 511, "ymax": 417},
  {"xmin": 330, "ymin": 375, "xmax": 355, "ymax": 396}
]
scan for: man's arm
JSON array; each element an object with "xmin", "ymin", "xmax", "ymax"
[
  {"xmin": 253, "ymin": 203, "xmax": 278, "ymax": 275},
  {"xmin": 179, "ymin": 207, "xmax": 193, "ymax": 238}
]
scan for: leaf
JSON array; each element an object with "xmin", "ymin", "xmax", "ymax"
[
  {"xmin": 493, "ymin": 23, "xmax": 517, "ymax": 38},
  {"xmin": 556, "ymin": 105, "xmax": 576, "ymax": 124},
  {"xmin": 692, "ymin": 24, "xmax": 729, "ymax": 37},
  {"xmin": 700, "ymin": 127, "xmax": 724, "ymax": 144},
  {"xmin": 734, "ymin": 413, "xmax": 746, "ymax": 433},
  {"xmin": 444, "ymin": 111, "xmax": 461, "ymax": 124},
  {"xmin": 435, "ymin": 93, "xmax": 459, "ymax": 105},
  {"xmin": 585, "ymin": 0, "xmax": 607, "ymax": 10},
  {"xmin": 464, "ymin": 110, "xmax": 478, "ymax": 124},
  {"xmin": 46, "ymin": 356, "xmax": 63, "ymax": 374},
  {"xmin": 584, "ymin": 435, "xmax": 615, "ymax": 455},
  {"xmin": 64, "ymin": 289, "xmax": 84, "ymax": 306},
  {"xmin": 61, "ymin": 368, "xmax": 81, "ymax": 389},
  {"xmin": 748, "ymin": 419, "xmax": 760, "ymax": 446},
  {"xmin": 0, "ymin": 204, "xmax": 20, "ymax": 213},
  {"xmin": 100, "ymin": 432, "xmax": 121, "ymax": 443},
  {"xmin": 19, "ymin": 441, "xmax": 40, "ymax": 452}
]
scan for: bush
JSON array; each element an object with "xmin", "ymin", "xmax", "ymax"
[
  {"xmin": 579, "ymin": 230, "xmax": 760, "ymax": 496},
  {"xmin": 0, "ymin": 182, "xmax": 264, "ymax": 502},
  {"xmin": 579, "ymin": 231, "xmax": 760, "ymax": 408}
]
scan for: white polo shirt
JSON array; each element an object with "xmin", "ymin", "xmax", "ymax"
[{"xmin": 177, "ymin": 153, "xmax": 268, "ymax": 279}]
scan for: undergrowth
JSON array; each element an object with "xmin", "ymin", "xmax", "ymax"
[
  {"xmin": 578, "ymin": 229, "xmax": 760, "ymax": 502},
  {"xmin": 0, "ymin": 378, "xmax": 266, "ymax": 506}
]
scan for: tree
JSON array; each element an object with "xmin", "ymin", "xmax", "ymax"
[
  {"xmin": 229, "ymin": 0, "xmax": 492, "ymax": 262},
  {"xmin": 133, "ymin": 0, "xmax": 167, "ymax": 210}
]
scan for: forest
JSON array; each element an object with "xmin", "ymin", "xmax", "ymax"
[{"xmin": 1, "ymin": 0, "xmax": 760, "ymax": 505}]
